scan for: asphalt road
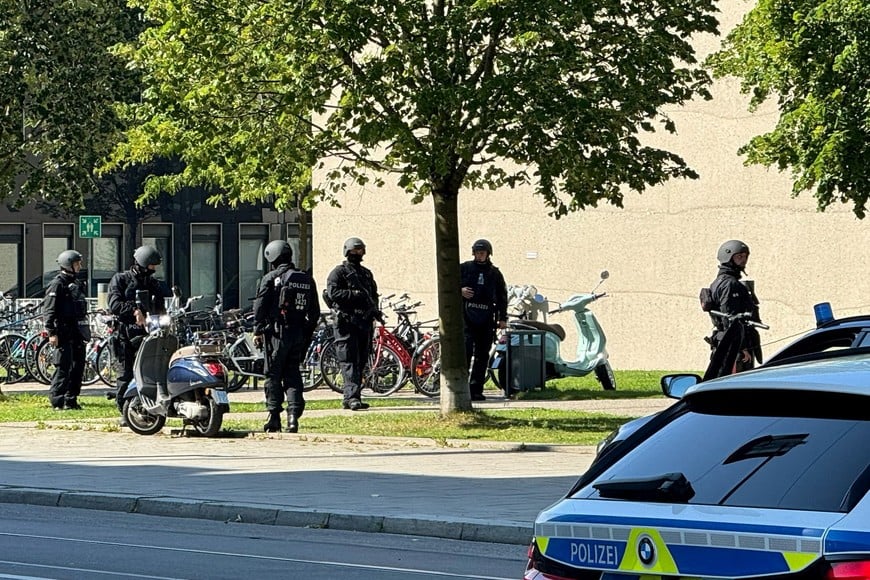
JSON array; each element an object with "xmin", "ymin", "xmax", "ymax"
[{"xmin": 0, "ymin": 504, "xmax": 526, "ymax": 579}]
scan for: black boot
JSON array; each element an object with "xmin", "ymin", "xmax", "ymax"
[
  {"xmin": 285, "ymin": 413, "xmax": 298, "ymax": 433},
  {"xmin": 263, "ymin": 411, "xmax": 281, "ymax": 433}
]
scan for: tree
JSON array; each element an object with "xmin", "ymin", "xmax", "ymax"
[
  {"xmin": 116, "ymin": 0, "xmax": 720, "ymax": 413},
  {"xmin": 707, "ymin": 0, "xmax": 870, "ymax": 217},
  {"xmin": 0, "ymin": 0, "xmax": 144, "ymax": 210}
]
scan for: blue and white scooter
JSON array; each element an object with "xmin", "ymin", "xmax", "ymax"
[
  {"xmin": 490, "ymin": 271, "xmax": 616, "ymax": 394},
  {"xmin": 121, "ymin": 291, "xmax": 230, "ymax": 437}
]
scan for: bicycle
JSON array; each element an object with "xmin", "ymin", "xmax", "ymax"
[
  {"xmin": 319, "ymin": 322, "xmax": 406, "ymax": 396},
  {"xmin": 319, "ymin": 296, "xmax": 437, "ymax": 396},
  {"xmin": 0, "ymin": 303, "xmax": 43, "ymax": 384},
  {"xmin": 35, "ymin": 310, "xmax": 118, "ymax": 386},
  {"xmin": 301, "ymin": 311, "xmax": 336, "ymax": 392}
]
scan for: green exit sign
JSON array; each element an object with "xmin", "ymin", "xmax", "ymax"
[{"xmin": 79, "ymin": 215, "xmax": 102, "ymax": 238}]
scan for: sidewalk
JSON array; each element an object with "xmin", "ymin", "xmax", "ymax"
[{"xmin": 0, "ymin": 382, "xmax": 671, "ymax": 545}]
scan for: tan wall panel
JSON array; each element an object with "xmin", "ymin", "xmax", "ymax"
[{"xmin": 312, "ymin": 0, "xmax": 870, "ymax": 371}]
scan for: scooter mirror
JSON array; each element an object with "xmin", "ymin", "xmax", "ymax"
[{"xmin": 600, "ymin": 270, "xmax": 610, "ymax": 280}]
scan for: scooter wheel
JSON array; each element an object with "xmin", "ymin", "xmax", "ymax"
[
  {"xmin": 123, "ymin": 397, "xmax": 166, "ymax": 435},
  {"xmin": 192, "ymin": 396, "xmax": 224, "ymax": 437},
  {"xmin": 595, "ymin": 362, "xmax": 617, "ymax": 391}
]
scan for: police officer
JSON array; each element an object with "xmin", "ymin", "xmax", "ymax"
[
  {"xmin": 326, "ymin": 237, "xmax": 380, "ymax": 411},
  {"xmin": 107, "ymin": 245, "xmax": 166, "ymax": 424},
  {"xmin": 461, "ymin": 239, "xmax": 507, "ymax": 401},
  {"xmin": 44, "ymin": 250, "xmax": 90, "ymax": 410},
  {"xmin": 253, "ymin": 240, "xmax": 319, "ymax": 433},
  {"xmin": 705, "ymin": 239, "xmax": 762, "ymax": 379}
]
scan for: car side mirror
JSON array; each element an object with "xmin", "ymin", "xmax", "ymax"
[{"xmin": 660, "ymin": 373, "xmax": 701, "ymax": 399}]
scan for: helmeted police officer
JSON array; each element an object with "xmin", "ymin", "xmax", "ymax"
[
  {"xmin": 107, "ymin": 245, "xmax": 167, "ymax": 424},
  {"xmin": 460, "ymin": 239, "xmax": 507, "ymax": 401},
  {"xmin": 325, "ymin": 237, "xmax": 380, "ymax": 411},
  {"xmin": 44, "ymin": 250, "xmax": 90, "ymax": 410},
  {"xmin": 705, "ymin": 239, "xmax": 763, "ymax": 379},
  {"xmin": 253, "ymin": 240, "xmax": 319, "ymax": 433}
]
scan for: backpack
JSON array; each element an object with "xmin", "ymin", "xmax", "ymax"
[
  {"xmin": 276, "ymin": 268, "xmax": 314, "ymax": 326},
  {"xmin": 699, "ymin": 287, "xmax": 717, "ymax": 312}
]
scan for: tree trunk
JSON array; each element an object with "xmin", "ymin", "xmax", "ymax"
[{"xmin": 432, "ymin": 190, "xmax": 472, "ymax": 414}]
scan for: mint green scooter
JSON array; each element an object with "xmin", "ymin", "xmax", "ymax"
[{"xmin": 490, "ymin": 271, "xmax": 615, "ymax": 393}]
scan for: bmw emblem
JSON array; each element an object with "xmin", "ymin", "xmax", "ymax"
[{"xmin": 638, "ymin": 536, "xmax": 655, "ymax": 565}]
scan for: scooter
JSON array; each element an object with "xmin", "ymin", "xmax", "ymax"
[
  {"xmin": 489, "ymin": 271, "xmax": 616, "ymax": 394},
  {"xmin": 121, "ymin": 290, "xmax": 230, "ymax": 437}
]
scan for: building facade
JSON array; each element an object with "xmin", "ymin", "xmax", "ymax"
[{"xmin": 0, "ymin": 190, "xmax": 311, "ymax": 311}]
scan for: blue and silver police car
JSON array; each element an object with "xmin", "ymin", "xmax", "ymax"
[{"xmin": 525, "ymin": 353, "xmax": 870, "ymax": 579}]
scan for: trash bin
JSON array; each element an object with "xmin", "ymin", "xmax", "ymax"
[{"xmin": 504, "ymin": 329, "xmax": 546, "ymax": 392}]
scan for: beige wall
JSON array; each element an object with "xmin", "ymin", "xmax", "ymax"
[{"xmin": 312, "ymin": 0, "xmax": 870, "ymax": 371}]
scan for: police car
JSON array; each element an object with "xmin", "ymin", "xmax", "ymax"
[
  {"xmin": 594, "ymin": 307, "xmax": 870, "ymax": 459},
  {"xmin": 525, "ymin": 353, "xmax": 870, "ymax": 579}
]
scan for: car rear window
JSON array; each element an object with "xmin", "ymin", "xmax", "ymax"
[{"xmin": 580, "ymin": 390, "xmax": 870, "ymax": 512}]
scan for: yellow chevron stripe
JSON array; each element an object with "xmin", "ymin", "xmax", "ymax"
[{"xmin": 619, "ymin": 529, "xmax": 679, "ymax": 574}]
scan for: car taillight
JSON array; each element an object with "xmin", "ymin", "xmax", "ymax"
[
  {"xmin": 828, "ymin": 561, "xmax": 870, "ymax": 579},
  {"xmin": 204, "ymin": 362, "xmax": 224, "ymax": 376},
  {"xmin": 524, "ymin": 542, "xmax": 576, "ymax": 580}
]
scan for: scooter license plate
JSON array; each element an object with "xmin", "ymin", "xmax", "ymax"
[{"xmin": 212, "ymin": 390, "xmax": 230, "ymax": 405}]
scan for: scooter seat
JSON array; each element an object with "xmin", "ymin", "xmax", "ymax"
[
  {"xmin": 133, "ymin": 333, "xmax": 179, "ymax": 390},
  {"xmin": 510, "ymin": 319, "xmax": 566, "ymax": 341},
  {"xmin": 169, "ymin": 343, "xmax": 223, "ymax": 365}
]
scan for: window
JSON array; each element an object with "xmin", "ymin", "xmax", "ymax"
[
  {"xmin": 142, "ymin": 223, "xmax": 173, "ymax": 287},
  {"xmin": 239, "ymin": 224, "xmax": 268, "ymax": 309},
  {"xmin": 0, "ymin": 224, "xmax": 24, "ymax": 297},
  {"xmin": 42, "ymin": 223, "xmax": 74, "ymax": 291},
  {"xmin": 581, "ymin": 391, "xmax": 870, "ymax": 512},
  {"xmin": 191, "ymin": 224, "xmax": 221, "ymax": 302},
  {"xmin": 90, "ymin": 224, "xmax": 123, "ymax": 295}
]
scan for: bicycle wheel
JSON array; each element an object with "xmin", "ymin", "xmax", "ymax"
[
  {"xmin": 225, "ymin": 368, "xmax": 250, "ymax": 393},
  {"xmin": 96, "ymin": 339, "xmax": 124, "ymax": 387},
  {"xmin": 411, "ymin": 337, "xmax": 441, "ymax": 397},
  {"xmin": 319, "ymin": 340, "xmax": 344, "ymax": 394},
  {"xmin": 301, "ymin": 337, "xmax": 327, "ymax": 391},
  {"xmin": 81, "ymin": 338, "xmax": 101, "ymax": 385},
  {"xmin": 363, "ymin": 344, "xmax": 405, "ymax": 397},
  {"xmin": 36, "ymin": 339, "xmax": 57, "ymax": 384},
  {"xmin": 0, "ymin": 333, "xmax": 29, "ymax": 384},
  {"xmin": 25, "ymin": 334, "xmax": 49, "ymax": 385}
]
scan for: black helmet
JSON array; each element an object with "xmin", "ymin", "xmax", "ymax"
[
  {"xmin": 717, "ymin": 240, "xmax": 750, "ymax": 264},
  {"xmin": 343, "ymin": 237, "xmax": 366, "ymax": 257},
  {"xmin": 133, "ymin": 245, "xmax": 162, "ymax": 268},
  {"xmin": 264, "ymin": 240, "xmax": 292, "ymax": 265},
  {"xmin": 472, "ymin": 239, "xmax": 493, "ymax": 256},
  {"xmin": 57, "ymin": 250, "xmax": 83, "ymax": 270}
]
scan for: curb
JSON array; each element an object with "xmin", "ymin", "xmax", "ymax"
[{"xmin": 0, "ymin": 485, "xmax": 533, "ymax": 546}]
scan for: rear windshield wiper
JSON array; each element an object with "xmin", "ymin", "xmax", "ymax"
[{"xmin": 593, "ymin": 472, "xmax": 695, "ymax": 502}]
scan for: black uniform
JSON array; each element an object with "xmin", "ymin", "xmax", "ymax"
[
  {"xmin": 460, "ymin": 259, "xmax": 507, "ymax": 398},
  {"xmin": 325, "ymin": 259, "xmax": 379, "ymax": 406},
  {"xmin": 705, "ymin": 263, "xmax": 762, "ymax": 378},
  {"xmin": 252, "ymin": 262, "xmax": 319, "ymax": 419},
  {"xmin": 107, "ymin": 265, "xmax": 166, "ymax": 410},
  {"xmin": 44, "ymin": 270, "xmax": 90, "ymax": 409}
]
